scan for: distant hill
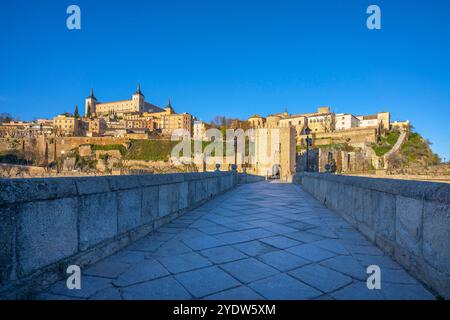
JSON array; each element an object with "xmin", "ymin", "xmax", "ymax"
[{"xmin": 385, "ymin": 130, "xmax": 441, "ymax": 172}]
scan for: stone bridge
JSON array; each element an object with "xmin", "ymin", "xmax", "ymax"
[{"xmin": 0, "ymin": 172, "xmax": 448, "ymax": 299}]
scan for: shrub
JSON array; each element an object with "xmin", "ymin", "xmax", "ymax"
[{"xmin": 91, "ymin": 144, "xmax": 126, "ymax": 156}]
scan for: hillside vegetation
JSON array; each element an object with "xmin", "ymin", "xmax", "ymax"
[
  {"xmin": 399, "ymin": 132, "xmax": 440, "ymax": 165},
  {"xmin": 124, "ymin": 140, "xmax": 179, "ymax": 161},
  {"xmin": 386, "ymin": 130, "xmax": 440, "ymax": 171},
  {"xmin": 371, "ymin": 130, "xmax": 400, "ymax": 156},
  {"xmin": 123, "ymin": 139, "xmax": 250, "ymax": 161},
  {"xmin": 92, "ymin": 144, "xmax": 126, "ymax": 156}
]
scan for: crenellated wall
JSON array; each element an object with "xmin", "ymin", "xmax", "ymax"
[
  {"xmin": 0, "ymin": 171, "xmax": 238, "ymax": 299},
  {"xmin": 295, "ymin": 172, "xmax": 450, "ymax": 299}
]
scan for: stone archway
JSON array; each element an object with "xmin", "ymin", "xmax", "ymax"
[{"xmin": 271, "ymin": 164, "xmax": 281, "ymax": 179}]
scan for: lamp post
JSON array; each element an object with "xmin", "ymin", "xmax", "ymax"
[{"xmin": 304, "ymin": 126, "xmax": 311, "ymax": 172}]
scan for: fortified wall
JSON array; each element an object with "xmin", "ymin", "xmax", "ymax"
[
  {"xmin": 295, "ymin": 172, "xmax": 450, "ymax": 298},
  {"xmin": 312, "ymin": 127, "xmax": 378, "ymax": 147},
  {"xmin": 0, "ymin": 171, "xmax": 244, "ymax": 299},
  {"xmin": 0, "ymin": 136, "xmax": 130, "ymax": 167}
]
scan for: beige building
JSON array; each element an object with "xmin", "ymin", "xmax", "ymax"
[
  {"xmin": 82, "ymin": 118, "xmax": 107, "ymax": 137},
  {"xmin": 121, "ymin": 100, "xmax": 193, "ymax": 135},
  {"xmin": 160, "ymin": 112, "xmax": 193, "ymax": 135},
  {"xmin": 125, "ymin": 100, "xmax": 193, "ymax": 135},
  {"xmin": 279, "ymin": 114, "xmax": 307, "ymax": 143},
  {"xmin": 53, "ymin": 114, "xmax": 80, "ymax": 136},
  {"xmin": 357, "ymin": 115, "xmax": 378, "ymax": 127},
  {"xmin": 276, "ymin": 106, "xmax": 335, "ymax": 134},
  {"xmin": 230, "ymin": 119, "xmax": 250, "ymax": 130},
  {"xmin": 125, "ymin": 119, "xmax": 157, "ymax": 131},
  {"xmin": 356, "ymin": 111, "xmax": 390, "ymax": 132},
  {"xmin": 85, "ymin": 85, "xmax": 164, "ymax": 117},
  {"xmin": 248, "ymin": 115, "xmax": 266, "ymax": 128},
  {"xmin": 279, "ymin": 115, "xmax": 307, "ymax": 128},
  {"xmin": 377, "ymin": 112, "xmax": 390, "ymax": 131},
  {"xmin": 307, "ymin": 113, "xmax": 335, "ymax": 133},
  {"xmin": 193, "ymin": 120, "xmax": 212, "ymax": 140},
  {"xmin": 265, "ymin": 115, "xmax": 282, "ymax": 128},
  {"xmin": 250, "ymin": 127, "xmax": 296, "ymax": 181},
  {"xmin": 391, "ymin": 120, "xmax": 410, "ymax": 131},
  {"xmin": 335, "ymin": 113, "xmax": 360, "ymax": 131}
]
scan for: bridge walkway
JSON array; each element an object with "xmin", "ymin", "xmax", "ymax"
[{"xmin": 35, "ymin": 181, "xmax": 434, "ymax": 300}]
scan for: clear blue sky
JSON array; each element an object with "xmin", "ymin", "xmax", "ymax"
[{"xmin": 0, "ymin": 0, "xmax": 449, "ymax": 160}]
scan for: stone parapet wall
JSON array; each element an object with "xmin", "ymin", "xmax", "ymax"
[
  {"xmin": 295, "ymin": 172, "xmax": 450, "ymax": 298},
  {"xmin": 0, "ymin": 171, "xmax": 238, "ymax": 298},
  {"xmin": 313, "ymin": 127, "xmax": 378, "ymax": 145}
]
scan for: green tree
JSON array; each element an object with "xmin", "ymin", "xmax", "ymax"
[
  {"xmin": 86, "ymin": 105, "xmax": 92, "ymax": 118},
  {"xmin": 0, "ymin": 113, "xmax": 14, "ymax": 124},
  {"xmin": 74, "ymin": 105, "xmax": 80, "ymax": 118}
]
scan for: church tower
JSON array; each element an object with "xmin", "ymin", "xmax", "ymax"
[
  {"xmin": 132, "ymin": 84, "xmax": 145, "ymax": 112},
  {"xmin": 85, "ymin": 88, "xmax": 97, "ymax": 117},
  {"xmin": 165, "ymin": 99, "xmax": 175, "ymax": 114}
]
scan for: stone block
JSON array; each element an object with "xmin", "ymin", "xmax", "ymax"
[
  {"xmin": 335, "ymin": 183, "xmax": 346, "ymax": 213},
  {"xmin": 178, "ymin": 182, "xmax": 188, "ymax": 210},
  {"xmin": 17, "ymin": 198, "xmax": 78, "ymax": 275},
  {"xmin": 352, "ymin": 187, "xmax": 365, "ymax": 223},
  {"xmin": 141, "ymin": 186, "xmax": 159, "ymax": 223},
  {"xmin": 423, "ymin": 201, "xmax": 450, "ymax": 275},
  {"xmin": 319, "ymin": 255, "xmax": 366, "ymax": 281},
  {"xmin": 395, "ymin": 196, "xmax": 423, "ymax": 257},
  {"xmin": 259, "ymin": 251, "xmax": 310, "ymax": 272},
  {"xmin": 0, "ymin": 178, "xmax": 77, "ymax": 205},
  {"xmin": 220, "ymin": 258, "xmax": 278, "ymax": 284},
  {"xmin": 187, "ymin": 180, "xmax": 197, "ymax": 207},
  {"xmin": 79, "ymin": 193, "xmax": 118, "ymax": 250},
  {"xmin": 200, "ymin": 179, "xmax": 208, "ymax": 200},
  {"xmin": 138, "ymin": 173, "xmax": 184, "ymax": 187},
  {"xmin": 114, "ymin": 260, "xmax": 169, "ymax": 287},
  {"xmin": 107, "ymin": 175, "xmax": 140, "ymax": 191},
  {"xmin": 207, "ymin": 178, "xmax": 218, "ymax": 198},
  {"xmin": 249, "ymin": 273, "xmax": 321, "ymax": 300},
  {"xmin": 287, "ymin": 243, "xmax": 336, "ymax": 262},
  {"xmin": 117, "ymin": 189, "xmax": 142, "ymax": 233},
  {"xmin": 0, "ymin": 205, "xmax": 15, "ymax": 285},
  {"xmin": 74, "ymin": 177, "xmax": 110, "ymax": 195},
  {"xmin": 159, "ymin": 252, "xmax": 211, "ymax": 274},
  {"xmin": 175, "ymin": 266, "xmax": 240, "ymax": 298},
  {"xmin": 200, "ymin": 246, "xmax": 247, "ymax": 264},
  {"xmin": 376, "ymin": 192, "xmax": 396, "ymax": 241},
  {"xmin": 362, "ymin": 190, "xmax": 379, "ymax": 229},
  {"xmin": 325, "ymin": 181, "xmax": 338, "ymax": 208},
  {"xmin": 78, "ymin": 145, "xmax": 92, "ymax": 157},
  {"xmin": 121, "ymin": 276, "xmax": 191, "ymax": 299},
  {"xmin": 205, "ymin": 286, "xmax": 263, "ymax": 300},
  {"xmin": 289, "ymin": 264, "xmax": 352, "ymax": 293},
  {"xmin": 158, "ymin": 184, "xmax": 179, "ymax": 217}
]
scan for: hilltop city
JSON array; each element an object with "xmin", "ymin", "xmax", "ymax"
[
  {"xmin": 0, "ymin": 84, "xmax": 410, "ymax": 139},
  {"xmin": 0, "ymin": 84, "xmax": 444, "ymax": 179}
]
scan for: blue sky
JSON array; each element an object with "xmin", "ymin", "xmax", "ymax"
[{"xmin": 0, "ymin": 0, "xmax": 449, "ymax": 159}]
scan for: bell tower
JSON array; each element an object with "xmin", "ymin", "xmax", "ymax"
[
  {"xmin": 132, "ymin": 84, "xmax": 145, "ymax": 112},
  {"xmin": 85, "ymin": 88, "xmax": 97, "ymax": 117}
]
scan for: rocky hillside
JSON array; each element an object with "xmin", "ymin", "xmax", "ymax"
[{"xmin": 386, "ymin": 130, "xmax": 441, "ymax": 173}]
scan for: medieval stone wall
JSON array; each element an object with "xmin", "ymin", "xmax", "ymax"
[
  {"xmin": 0, "ymin": 171, "xmax": 238, "ymax": 298},
  {"xmin": 296, "ymin": 172, "xmax": 450, "ymax": 299}
]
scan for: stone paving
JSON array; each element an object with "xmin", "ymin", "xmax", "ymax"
[{"xmin": 35, "ymin": 181, "xmax": 435, "ymax": 300}]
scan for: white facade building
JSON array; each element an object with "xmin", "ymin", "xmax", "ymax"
[
  {"xmin": 335, "ymin": 113, "xmax": 360, "ymax": 131},
  {"xmin": 193, "ymin": 120, "xmax": 209, "ymax": 140},
  {"xmin": 356, "ymin": 115, "xmax": 378, "ymax": 127}
]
